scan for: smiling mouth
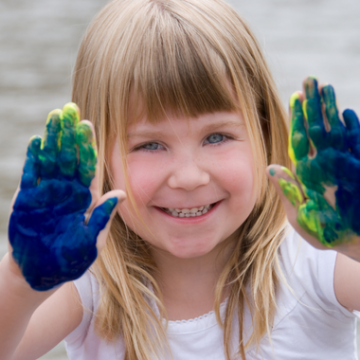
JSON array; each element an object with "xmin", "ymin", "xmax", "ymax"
[{"xmin": 160, "ymin": 203, "xmax": 217, "ymax": 218}]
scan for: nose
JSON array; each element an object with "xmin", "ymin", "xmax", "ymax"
[{"xmin": 168, "ymin": 158, "xmax": 210, "ymax": 191}]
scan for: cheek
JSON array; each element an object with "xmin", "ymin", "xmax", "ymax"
[
  {"xmin": 110, "ymin": 152, "xmax": 161, "ymax": 229},
  {"xmin": 217, "ymin": 149, "xmax": 255, "ymax": 201},
  {"xmin": 125, "ymin": 157, "xmax": 164, "ymax": 205},
  {"xmin": 109, "ymin": 143, "xmax": 165, "ymax": 240}
]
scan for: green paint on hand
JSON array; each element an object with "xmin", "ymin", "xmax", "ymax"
[
  {"xmin": 281, "ymin": 166, "xmax": 295, "ymax": 180},
  {"xmin": 9, "ymin": 102, "xmax": 108, "ymax": 291},
  {"xmin": 269, "ymin": 168, "xmax": 276, "ymax": 176},
  {"xmin": 278, "ymin": 178, "xmax": 302, "ymax": 207},
  {"xmin": 283, "ymin": 76, "xmax": 360, "ymax": 248},
  {"xmin": 76, "ymin": 122, "xmax": 97, "ymax": 187},
  {"xmin": 59, "ymin": 103, "xmax": 79, "ymax": 177}
]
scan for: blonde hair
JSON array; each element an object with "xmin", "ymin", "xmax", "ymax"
[{"xmin": 72, "ymin": 0, "xmax": 291, "ymax": 359}]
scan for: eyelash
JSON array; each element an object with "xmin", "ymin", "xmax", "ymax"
[
  {"xmin": 203, "ymin": 133, "xmax": 231, "ymax": 146},
  {"xmin": 135, "ymin": 133, "xmax": 232, "ymax": 152},
  {"xmin": 137, "ymin": 142, "xmax": 165, "ymax": 152}
]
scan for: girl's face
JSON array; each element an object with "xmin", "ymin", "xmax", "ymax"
[{"xmin": 111, "ymin": 111, "xmax": 256, "ymax": 259}]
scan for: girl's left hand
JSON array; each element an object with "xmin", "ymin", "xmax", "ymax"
[{"xmin": 268, "ymin": 76, "xmax": 360, "ymax": 261}]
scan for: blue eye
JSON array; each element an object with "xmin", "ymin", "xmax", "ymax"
[
  {"xmin": 141, "ymin": 142, "xmax": 163, "ymax": 151},
  {"xmin": 205, "ymin": 133, "xmax": 225, "ymax": 144}
]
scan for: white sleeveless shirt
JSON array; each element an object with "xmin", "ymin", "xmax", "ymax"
[{"xmin": 64, "ymin": 227, "xmax": 359, "ymax": 359}]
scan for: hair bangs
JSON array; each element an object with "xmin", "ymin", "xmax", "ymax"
[{"xmin": 130, "ymin": 3, "xmax": 238, "ymax": 123}]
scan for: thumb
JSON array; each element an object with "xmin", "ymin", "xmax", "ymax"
[
  {"xmin": 87, "ymin": 189, "xmax": 126, "ymax": 253},
  {"xmin": 266, "ymin": 165, "xmax": 304, "ymax": 220}
]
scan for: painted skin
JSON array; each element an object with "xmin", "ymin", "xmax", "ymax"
[
  {"xmin": 278, "ymin": 76, "xmax": 360, "ymax": 247},
  {"xmin": 8, "ymin": 103, "xmax": 117, "ymax": 291}
]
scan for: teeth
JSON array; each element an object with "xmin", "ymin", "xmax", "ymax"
[{"xmin": 163, "ymin": 203, "xmax": 215, "ymax": 218}]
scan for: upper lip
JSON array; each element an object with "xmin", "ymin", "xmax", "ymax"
[{"xmin": 156, "ymin": 202, "xmax": 218, "ymax": 209}]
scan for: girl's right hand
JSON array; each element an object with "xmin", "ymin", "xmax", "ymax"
[{"xmin": 8, "ymin": 103, "xmax": 125, "ymax": 291}]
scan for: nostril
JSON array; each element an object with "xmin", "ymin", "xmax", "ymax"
[{"xmin": 167, "ymin": 168, "xmax": 210, "ymax": 190}]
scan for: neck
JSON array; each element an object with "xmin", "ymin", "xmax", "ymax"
[{"xmin": 150, "ymin": 237, "xmax": 236, "ymax": 321}]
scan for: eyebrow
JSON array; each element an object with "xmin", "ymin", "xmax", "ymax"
[
  {"xmin": 201, "ymin": 120, "xmax": 245, "ymax": 132},
  {"xmin": 127, "ymin": 119, "xmax": 245, "ymax": 139},
  {"xmin": 127, "ymin": 130, "xmax": 167, "ymax": 139}
]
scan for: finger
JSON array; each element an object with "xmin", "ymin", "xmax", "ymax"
[
  {"xmin": 58, "ymin": 103, "xmax": 80, "ymax": 178},
  {"xmin": 343, "ymin": 108, "xmax": 360, "ymax": 130},
  {"xmin": 343, "ymin": 109, "xmax": 360, "ymax": 159},
  {"xmin": 267, "ymin": 165, "xmax": 303, "ymax": 209},
  {"xmin": 87, "ymin": 190, "xmax": 126, "ymax": 252},
  {"xmin": 20, "ymin": 135, "xmax": 41, "ymax": 189},
  {"xmin": 288, "ymin": 92, "xmax": 309, "ymax": 164},
  {"xmin": 39, "ymin": 109, "xmax": 62, "ymax": 178},
  {"xmin": 302, "ymin": 76, "xmax": 327, "ymax": 149},
  {"xmin": 76, "ymin": 121, "xmax": 97, "ymax": 187},
  {"xmin": 321, "ymin": 84, "xmax": 346, "ymax": 149},
  {"xmin": 321, "ymin": 84, "xmax": 341, "ymax": 128}
]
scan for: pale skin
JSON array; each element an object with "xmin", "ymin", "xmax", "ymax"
[{"xmin": 1, "ymin": 84, "xmax": 360, "ymax": 359}]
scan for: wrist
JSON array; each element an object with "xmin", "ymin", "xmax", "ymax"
[
  {"xmin": 0, "ymin": 253, "xmax": 56, "ymax": 307},
  {"xmin": 332, "ymin": 237, "xmax": 360, "ymax": 263}
]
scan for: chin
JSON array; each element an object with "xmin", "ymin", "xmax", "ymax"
[{"xmin": 165, "ymin": 238, "xmax": 220, "ymax": 259}]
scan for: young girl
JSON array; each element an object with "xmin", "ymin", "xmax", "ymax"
[{"xmin": 1, "ymin": 0, "xmax": 360, "ymax": 359}]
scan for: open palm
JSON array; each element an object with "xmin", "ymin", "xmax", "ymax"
[
  {"xmin": 9, "ymin": 103, "xmax": 120, "ymax": 291},
  {"xmin": 270, "ymin": 77, "xmax": 360, "ymax": 249}
]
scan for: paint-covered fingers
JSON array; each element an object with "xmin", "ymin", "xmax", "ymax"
[
  {"xmin": 321, "ymin": 84, "xmax": 346, "ymax": 149},
  {"xmin": 289, "ymin": 92, "xmax": 309, "ymax": 164},
  {"xmin": 58, "ymin": 103, "xmax": 80, "ymax": 178},
  {"xmin": 76, "ymin": 121, "xmax": 97, "ymax": 187},
  {"xmin": 267, "ymin": 165, "xmax": 304, "ymax": 209},
  {"xmin": 267, "ymin": 165, "xmax": 304, "ymax": 234},
  {"xmin": 343, "ymin": 109, "xmax": 360, "ymax": 159},
  {"xmin": 20, "ymin": 135, "xmax": 41, "ymax": 189},
  {"xmin": 302, "ymin": 77, "xmax": 328, "ymax": 150},
  {"xmin": 38, "ymin": 109, "xmax": 61, "ymax": 178},
  {"xmin": 87, "ymin": 190, "xmax": 126, "ymax": 252},
  {"xmin": 321, "ymin": 85, "xmax": 341, "ymax": 127}
]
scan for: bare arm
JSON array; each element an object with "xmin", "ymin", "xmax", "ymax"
[
  {"xmin": 334, "ymin": 252, "xmax": 360, "ymax": 312},
  {"xmin": 0, "ymin": 253, "xmax": 82, "ymax": 360}
]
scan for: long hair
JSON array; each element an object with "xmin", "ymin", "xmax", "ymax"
[{"xmin": 72, "ymin": 0, "xmax": 291, "ymax": 359}]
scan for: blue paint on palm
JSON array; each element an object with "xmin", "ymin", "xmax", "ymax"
[{"xmin": 8, "ymin": 104, "xmax": 117, "ymax": 291}]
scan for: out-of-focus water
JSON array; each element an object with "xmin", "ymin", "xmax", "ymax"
[{"xmin": 0, "ymin": 0, "xmax": 359, "ymax": 359}]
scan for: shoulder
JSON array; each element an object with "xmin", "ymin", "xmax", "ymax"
[
  {"xmin": 278, "ymin": 225, "xmax": 354, "ymax": 317},
  {"xmin": 64, "ymin": 270, "xmax": 100, "ymax": 346},
  {"xmin": 63, "ymin": 270, "xmax": 126, "ymax": 359},
  {"xmin": 279, "ymin": 224, "xmax": 337, "ymax": 280}
]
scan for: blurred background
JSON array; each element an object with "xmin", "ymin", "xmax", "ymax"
[{"xmin": 0, "ymin": 0, "xmax": 359, "ymax": 358}]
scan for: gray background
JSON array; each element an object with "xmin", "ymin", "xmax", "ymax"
[{"xmin": 0, "ymin": 0, "xmax": 359, "ymax": 358}]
